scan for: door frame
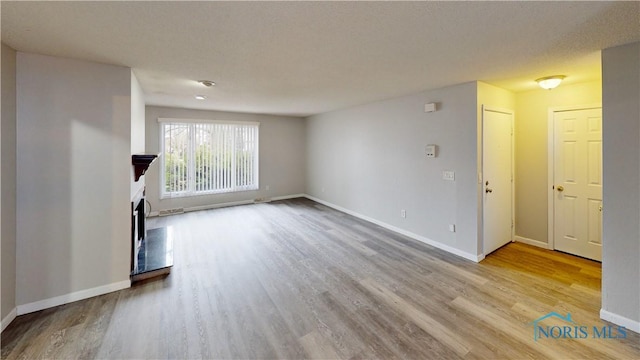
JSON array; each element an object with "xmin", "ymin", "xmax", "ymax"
[
  {"xmin": 481, "ymin": 105, "xmax": 515, "ymax": 256},
  {"xmin": 547, "ymin": 103, "xmax": 602, "ymax": 250}
]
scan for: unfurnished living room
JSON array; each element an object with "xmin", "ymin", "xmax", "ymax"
[{"xmin": 1, "ymin": 2, "xmax": 639, "ymax": 359}]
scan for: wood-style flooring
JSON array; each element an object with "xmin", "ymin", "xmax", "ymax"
[{"xmin": 2, "ymin": 198, "xmax": 639, "ymax": 359}]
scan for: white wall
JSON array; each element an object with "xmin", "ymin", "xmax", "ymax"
[
  {"xmin": 1, "ymin": 43, "xmax": 17, "ymax": 326},
  {"xmin": 145, "ymin": 106, "xmax": 306, "ymax": 214},
  {"xmin": 131, "ymin": 71, "xmax": 146, "ymax": 199},
  {"xmin": 514, "ymin": 81, "xmax": 602, "ymax": 245},
  {"xmin": 16, "ymin": 53, "xmax": 131, "ymax": 310},
  {"xmin": 306, "ymin": 82, "xmax": 481, "ymax": 260},
  {"xmin": 601, "ymin": 41, "xmax": 640, "ymax": 331}
]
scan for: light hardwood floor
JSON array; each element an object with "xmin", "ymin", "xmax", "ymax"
[{"xmin": 2, "ymin": 198, "xmax": 639, "ymax": 359}]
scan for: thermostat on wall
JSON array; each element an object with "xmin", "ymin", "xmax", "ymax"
[{"xmin": 425, "ymin": 144, "xmax": 437, "ymax": 158}]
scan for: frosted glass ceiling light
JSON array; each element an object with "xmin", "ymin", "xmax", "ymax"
[{"xmin": 536, "ymin": 75, "xmax": 566, "ymax": 90}]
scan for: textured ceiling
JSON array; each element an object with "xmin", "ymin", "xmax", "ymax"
[{"xmin": 2, "ymin": 1, "xmax": 639, "ymax": 117}]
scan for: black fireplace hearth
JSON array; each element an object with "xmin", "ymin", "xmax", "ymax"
[
  {"xmin": 132, "ymin": 227, "xmax": 174, "ymax": 282},
  {"xmin": 130, "ymin": 187, "xmax": 173, "ymax": 282}
]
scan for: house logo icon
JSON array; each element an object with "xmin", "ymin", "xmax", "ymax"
[{"xmin": 531, "ymin": 312, "xmax": 574, "ymax": 341}]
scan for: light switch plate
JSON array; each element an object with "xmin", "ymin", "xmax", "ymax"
[{"xmin": 443, "ymin": 170, "xmax": 455, "ymax": 181}]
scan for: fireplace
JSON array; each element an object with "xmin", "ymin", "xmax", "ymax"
[
  {"xmin": 130, "ymin": 153, "xmax": 157, "ymax": 274},
  {"xmin": 130, "ymin": 154, "xmax": 173, "ymax": 282},
  {"xmin": 131, "ymin": 187, "xmax": 146, "ymax": 273}
]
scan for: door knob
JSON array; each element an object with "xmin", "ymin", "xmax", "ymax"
[
  {"xmin": 556, "ymin": 185, "xmax": 564, "ymax": 192},
  {"xmin": 485, "ymin": 188, "xmax": 493, "ymax": 193}
]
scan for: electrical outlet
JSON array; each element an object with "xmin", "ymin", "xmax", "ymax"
[
  {"xmin": 401, "ymin": 209, "xmax": 406, "ymax": 218},
  {"xmin": 449, "ymin": 224, "xmax": 456, "ymax": 232},
  {"xmin": 265, "ymin": 185, "xmax": 270, "ymax": 191}
]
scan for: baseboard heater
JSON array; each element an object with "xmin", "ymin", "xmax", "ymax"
[{"xmin": 158, "ymin": 208, "xmax": 184, "ymax": 216}]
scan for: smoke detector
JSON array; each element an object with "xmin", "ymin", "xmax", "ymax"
[{"xmin": 198, "ymin": 80, "xmax": 216, "ymax": 87}]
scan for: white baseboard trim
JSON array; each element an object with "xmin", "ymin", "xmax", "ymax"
[
  {"xmin": 272, "ymin": 194, "xmax": 306, "ymax": 201},
  {"xmin": 600, "ymin": 309, "xmax": 640, "ymax": 334},
  {"xmin": 514, "ymin": 235, "xmax": 551, "ymax": 249},
  {"xmin": 149, "ymin": 194, "xmax": 307, "ymax": 217},
  {"xmin": 304, "ymin": 195, "xmax": 482, "ymax": 263},
  {"xmin": 1, "ymin": 307, "xmax": 17, "ymax": 332},
  {"xmin": 16, "ymin": 280, "xmax": 131, "ymax": 316}
]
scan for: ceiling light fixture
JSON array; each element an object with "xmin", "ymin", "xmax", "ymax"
[
  {"xmin": 536, "ymin": 75, "xmax": 566, "ymax": 90},
  {"xmin": 195, "ymin": 95, "xmax": 207, "ymax": 100},
  {"xmin": 197, "ymin": 80, "xmax": 216, "ymax": 87}
]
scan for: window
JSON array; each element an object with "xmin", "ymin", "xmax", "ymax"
[{"xmin": 159, "ymin": 119, "xmax": 259, "ymax": 198}]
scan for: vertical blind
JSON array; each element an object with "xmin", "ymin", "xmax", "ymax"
[{"xmin": 160, "ymin": 119, "xmax": 259, "ymax": 198}]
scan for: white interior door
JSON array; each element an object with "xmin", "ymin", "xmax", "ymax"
[
  {"xmin": 553, "ymin": 108, "xmax": 602, "ymax": 261},
  {"xmin": 483, "ymin": 107, "xmax": 514, "ymax": 256}
]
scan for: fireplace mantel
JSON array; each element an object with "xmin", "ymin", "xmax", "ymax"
[{"xmin": 132, "ymin": 154, "xmax": 159, "ymax": 181}]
